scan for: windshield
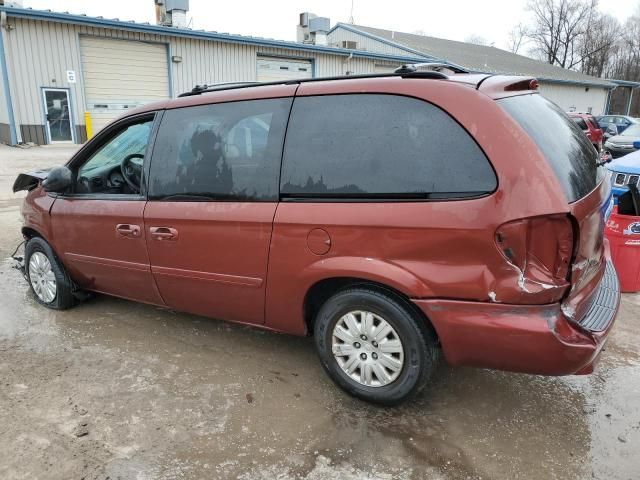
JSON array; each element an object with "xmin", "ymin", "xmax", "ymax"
[
  {"xmin": 621, "ymin": 125, "xmax": 640, "ymax": 137},
  {"xmin": 498, "ymin": 94, "xmax": 603, "ymax": 203}
]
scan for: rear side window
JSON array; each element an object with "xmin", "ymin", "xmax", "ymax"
[
  {"xmin": 499, "ymin": 94, "xmax": 601, "ymax": 203},
  {"xmin": 280, "ymin": 94, "xmax": 496, "ymax": 199},
  {"xmin": 149, "ymin": 98, "xmax": 292, "ymax": 201}
]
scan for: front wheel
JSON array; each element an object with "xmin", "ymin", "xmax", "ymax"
[
  {"xmin": 25, "ymin": 237, "xmax": 76, "ymax": 310},
  {"xmin": 314, "ymin": 287, "xmax": 438, "ymax": 405}
]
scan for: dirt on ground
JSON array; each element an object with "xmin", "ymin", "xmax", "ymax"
[{"xmin": 0, "ymin": 144, "xmax": 639, "ymax": 480}]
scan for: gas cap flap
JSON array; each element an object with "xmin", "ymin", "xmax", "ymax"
[{"xmin": 307, "ymin": 228, "xmax": 331, "ymax": 255}]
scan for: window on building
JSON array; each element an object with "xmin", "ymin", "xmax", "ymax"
[
  {"xmin": 149, "ymin": 98, "xmax": 292, "ymax": 201},
  {"xmin": 280, "ymin": 94, "xmax": 496, "ymax": 199}
]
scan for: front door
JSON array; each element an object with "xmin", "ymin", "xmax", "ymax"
[
  {"xmin": 144, "ymin": 94, "xmax": 294, "ymax": 325},
  {"xmin": 43, "ymin": 88, "xmax": 74, "ymax": 143},
  {"xmin": 50, "ymin": 113, "xmax": 163, "ymax": 305}
]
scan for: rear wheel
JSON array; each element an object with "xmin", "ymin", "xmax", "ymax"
[
  {"xmin": 25, "ymin": 237, "xmax": 76, "ymax": 310},
  {"xmin": 314, "ymin": 287, "xmax": 438, "ymax": 405}
]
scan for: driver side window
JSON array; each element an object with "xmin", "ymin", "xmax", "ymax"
[{"xmin": 76, "ymin": 118, "xmax": 154, "ymax": 195}]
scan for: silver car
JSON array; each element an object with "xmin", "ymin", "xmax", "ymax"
[{"xmin": 604, "ymin": 124, "xmax": 640, "ymax": 158}]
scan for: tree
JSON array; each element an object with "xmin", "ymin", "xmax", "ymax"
[
  {"xmin": 526, "ymin": 0, "xmax": 598, "ymax": 69},
  {"xmin": 507, "ymin": 23, "xmax": 529, "ymax": 54},
  {"xmin": 579, "ymin": 13, "xmax": 619, "ymax": 77},
  {"xmin": 464, "ymin": 34, "xmax": 491, "ymax": 46}
]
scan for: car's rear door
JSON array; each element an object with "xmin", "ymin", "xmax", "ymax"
[
  {"xmin": 143, "ymin": 90, "xmax": 294, "ymax": 325},
  {"xmin": 50, "ymin": 113, "xmax": 164, "ymax": 304}
]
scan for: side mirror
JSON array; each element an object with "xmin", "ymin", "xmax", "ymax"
[
  {"xmin": 606, "ymin": 125, "xmax": 618, "ymax": 136},
  {"xmin": 42, "ymin": 166, "xmax": 72, "ymax": 193},
  {"xmin": 634, "ymin": 141, "xmax": 640, "ymax": 149}
]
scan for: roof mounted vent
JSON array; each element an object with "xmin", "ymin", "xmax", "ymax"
[
  {"xmin": 155, "ymin": 0, "xmax": 189, "ymax": 28},
  {"xmin": 297, "ymin": 12, "xmax": 330, "ymax": 46}
]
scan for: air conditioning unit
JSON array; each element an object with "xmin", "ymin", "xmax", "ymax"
[{"xmin": 342, "ymin": 40, "xmax": 358, "ymax": 50}]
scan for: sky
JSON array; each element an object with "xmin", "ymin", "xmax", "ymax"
[{"xmin": 19, "ymin": 0, "xmax": 640, "ymax": 51}]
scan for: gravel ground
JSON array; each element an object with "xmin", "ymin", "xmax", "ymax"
[{"xmin": 0, "ymin": 143, "xmax": 639, "ymax": 480}]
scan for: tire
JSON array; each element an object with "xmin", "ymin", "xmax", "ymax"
[
  {"xmin": 24, "ymin": 237, "xmax": 76, "ymax": 310},
  {"xmin": 314, "ymin": 287, "xmax": 438, "ymax": 406}
]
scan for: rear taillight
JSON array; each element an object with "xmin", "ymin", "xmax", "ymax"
[{"xmin": 495, "ymin": 215, "xmax": 574, "ymax": 302}]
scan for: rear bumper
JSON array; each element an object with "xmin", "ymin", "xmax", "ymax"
[{"xmin": 413, "ymin": 260, "xmax": 620, "ymax": 376}]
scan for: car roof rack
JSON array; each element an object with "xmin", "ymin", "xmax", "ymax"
[
  {"xmin": 393, "ymin": 62, "xmax": 469, "ymax": 74},
  {"xmin": 178, "ymin": 71, "xmax": 452, "ymax": 97}
]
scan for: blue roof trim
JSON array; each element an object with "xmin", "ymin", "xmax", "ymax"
[
  {"xmin": 0, "ymin": 6, "xmax": 427, "ymax": 64},
  {"xmin": 535, "ymin": 76, "xmax": 615, "ymax": 89},
  {"xmin": 329, "ymin": 23, "xmax": 435, "ymax": 60},
  {"xmin": 609, "ymin": 79, "xmax": 640, "ymax": 88}
]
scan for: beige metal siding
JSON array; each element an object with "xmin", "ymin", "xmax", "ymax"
[
  {"xmin": 0, "ymin": 51, "xmax": 8, "ymax": 125},
  {"xmin": 328, "ymin": 27, "xmax": 415, "ymax": 57},
  {"xmin": 374, "ymin": 63, "xmax": 400, "ymax": 73},
  {"xmin": 539, "ymin": 83, "xmax": 609, "ymax": 116},
  {"xmin": 80, "ymin": 36, "xmax": 169, "ymax": 132}
]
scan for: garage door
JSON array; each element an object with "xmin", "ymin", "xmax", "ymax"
[
  {"xmin": 80, "ymin": 36, "xmax": 170, "ymax": 133},
  {"xmin": 257, "ymin": 57, "xmax": 313, "ymax": 82}
]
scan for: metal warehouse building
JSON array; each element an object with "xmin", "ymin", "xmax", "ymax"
[
  {"xmin": 0, "ymin": 3, "xmax": 618, "ymax": 146},
  {"xmin": 0, "ymin": 5, "xmax": 428, "ymax": 145}
]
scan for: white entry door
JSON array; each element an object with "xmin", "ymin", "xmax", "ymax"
[{"xmin": 42, "ymin": 88, "xmax": 74, "ymax": 143}]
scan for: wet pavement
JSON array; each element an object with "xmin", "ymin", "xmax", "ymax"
[{"xmin": 0, "ymin": 144, "xmax": 639, "ymax": 479}]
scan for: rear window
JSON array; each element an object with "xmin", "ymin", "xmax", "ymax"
[
  {"xmin": 572, "ymin": 117, "xmax": 587, "ymax": 130},
  {"xmin": 281, "ymin": 94, "xmax": 496, "ymax": 199},
  {"xmin": 499, "ymin": 94, "xmax": 602, "ymax": 202},
  {"xmin": 621, "ymin": 125, "xmax": 640, "ymax": 137}
]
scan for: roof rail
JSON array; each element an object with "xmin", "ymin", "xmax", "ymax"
[
  {"xmin": 394, "ymin": 62, "xmax": 469, "ymax": 74},
  {"xmin": 179, "ymin": 81, "xmax": 260, "ymax": 97},
  {"xmin": 178, "ymin": 71, "xmax": 450, "ymax": 97}
]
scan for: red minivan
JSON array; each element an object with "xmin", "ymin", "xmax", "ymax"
[{"xmin": 14, "ymin": 71, "xmax": 620, "ymax": 405}]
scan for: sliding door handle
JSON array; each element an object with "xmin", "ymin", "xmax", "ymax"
[
  {"xmin": 116, "ymin": 224, "xmax": 141, "ymax": 238},
  {"xmin": 150, "ymin": 226, "xmax": 179, "ymax": 241}
]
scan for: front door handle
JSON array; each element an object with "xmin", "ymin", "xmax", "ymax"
[
  {"xmin": 150, "ymin": 226, "xmax": 179, "ymax": 241},
  {"xmin": 116, "ymin": 224, "xmax": 141, "ymax": 238}
]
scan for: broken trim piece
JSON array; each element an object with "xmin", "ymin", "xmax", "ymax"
[{"xmin": 12, "ymin": 169, "xmax": 52, "ymax": 193}]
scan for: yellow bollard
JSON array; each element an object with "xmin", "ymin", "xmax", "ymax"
[{"xmin": 84, "ymin": 111, "xmax": 93, "ymax": 140}]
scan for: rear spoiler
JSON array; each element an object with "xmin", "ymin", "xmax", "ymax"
[{"xmin": 12, "ymin": 169, "xmax": 52, "ymax": 193}]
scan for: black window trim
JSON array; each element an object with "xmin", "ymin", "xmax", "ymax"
[
  {"xmin": 278, "ymin": 92, "xmax": 498, "ymax": 202},
  {"xmin": 53, "ymin": 111, "xmax": 163, "ymax": 201}
]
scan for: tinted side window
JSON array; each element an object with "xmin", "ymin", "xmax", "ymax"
[
  {"xmin": 281, "ymin": 94, "xmax": 496, "ymax": 198},
  {"xmin": 149, "ymin": 98, "xmax": 292, "ymax": 201}
]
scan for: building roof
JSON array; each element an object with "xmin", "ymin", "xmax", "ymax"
[
  {"xmin": 333, "ymin": 23, "xmax": 615, "ymax": 89},
  {"xmin": 0, "ymin": 5, "xmax": 427, "ymax": 65}
]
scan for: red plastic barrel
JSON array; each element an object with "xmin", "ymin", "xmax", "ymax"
[{"xmin": 605, "ymin": 206, "xmax": 640, "ymax": 293}]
